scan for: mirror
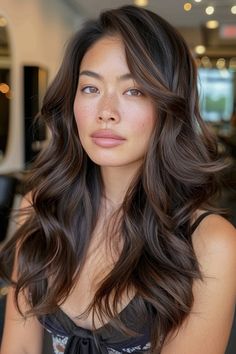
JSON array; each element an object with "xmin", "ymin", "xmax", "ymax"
[{"xmin": 0, "ymin": 15, "xmax": 11, "ymax": 162}]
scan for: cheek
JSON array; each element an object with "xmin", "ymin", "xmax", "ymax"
[
  {"xmin": 126, "ymin": 105, "xmax": 155, "ymax": 136},
  {"xmin": 73, "ymin": 101, "xmax": 94, "ymax": 130}
]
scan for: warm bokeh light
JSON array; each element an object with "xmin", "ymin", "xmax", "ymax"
[
  {"xmin": 205, "ymin": 6, "xmax": 215, "ymax": 15},
  {"xmin": 194, "ymin": 0, "xmax": 202, "ymax": 2},
  {"xmin": 206, "ymin": 20, "xmax": 219, "ymax": 29},
  {"xmin": 231, "ymin": 5, "xmax": 236, "ymax": 14},
  {"xmin": 184, "ymin": 3, "xmax": 192, "ymax": 11},
  {"xmin": 216, "ymin": 58, "xmax": 226, "ymax": 69},
  {"xmin": 0, "ymin": 286, "xmax": 8, "ymax": 296},
  {"xmin": 195, "ymin": 45, "xmax": 206, "ymax": 55},
  {"xmin": 0, "ymin": 16, "xmax": 7, "ymax": 27},
  {"xmin": 229, "ymin": 57, "xmax": 236, "ymax": 70},
  {"xmin": 134, "ymin": 0, "xmax": 149, "ymax": 7},
  {"xmin": 0, "ymin": 83, "xmax": 10, "ymax": 94},
  {"xmin": 201, "ymin": 56, "xmax": 212, "ymax": 68}
]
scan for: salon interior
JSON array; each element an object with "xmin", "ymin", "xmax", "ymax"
[{"xmin": 0, "ymin": 0, "xmax": 235, "ymax": 353}]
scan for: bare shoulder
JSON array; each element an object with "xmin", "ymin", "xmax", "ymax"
[
  {"xmin": 192, "ymin": 214, "xmax": 236, "ymax": 259},
  {"xmin": 192, "ymin": 213, "xmax": 236, "ymax": 291},
  {"xmin": 161, "ymin": 215, "xmax": 236, "ymax": 353},
  {"xmin": 1, "ymin": 190, "xmax": 43, "ymax": 354}
]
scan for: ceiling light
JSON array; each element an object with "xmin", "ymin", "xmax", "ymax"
[
  {"xmin": 184, "ymin": 3, "xmax": 192, "ymax": 11},
  {"xmin": 205, "ymin": 6, "xmax": 215, "ymax": 15},
  {"xmin": 134, "ymin": 0, "xmax": 149, "ymax": 7},
  {"xmin": 206, "ymin": 20, "xmax": 219, "ymax": 29},
  {"xmin": 231, "ymin": 5, "xmax": 236, "ymax": 14},
  {"xmin": 195, "ymin": 45, "xmax": 206, "ymax": 55},
  {"xmin": 0, "ymin": 16, "xmax": 7, "ymax": 27},
  {"xmin": 194, "ymin": 0, "xmax": 202, "ymax": 2}
]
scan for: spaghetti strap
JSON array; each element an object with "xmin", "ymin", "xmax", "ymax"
[{"xmin": 190, "ymin": 211, "xmax": 214, "ymax": 234}]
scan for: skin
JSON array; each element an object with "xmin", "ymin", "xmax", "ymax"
[
  {"xmin": 73, "ymin": 35, "xmax": 155, "ymax": 205},
  {"xmin": 0, "ymin": 195, "xmax": 44, "ymax": 354},
  {"xmin": 1, "ymin": 36, "xmax": 236, "ymax": 354}
]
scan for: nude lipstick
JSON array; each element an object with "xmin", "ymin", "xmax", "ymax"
[{"xmin": 91, "ymin": 130, "xmax": 126, "ymax": 148}]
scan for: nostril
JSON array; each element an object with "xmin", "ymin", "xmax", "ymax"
[{"xmin": 98, "ymin": 115, "xmax": 116, "ymax": 121}]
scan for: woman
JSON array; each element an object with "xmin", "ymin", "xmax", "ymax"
[{"xmin": 1, "ymin": 5, "xmax": 236, "ymax": 354}]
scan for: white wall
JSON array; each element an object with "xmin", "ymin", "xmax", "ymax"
[{"xmin": 0, "ymin": 0, "xmax": 82, "ymax": 173}]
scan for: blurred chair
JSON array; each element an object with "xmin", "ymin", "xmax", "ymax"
[{"xmin": 0, "ymin": 175, "xmax": 18, "ymax": 242}]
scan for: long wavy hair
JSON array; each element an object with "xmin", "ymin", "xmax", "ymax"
[{"xmin": 0, "ymin": 5, "xmax": 225, "ymax": 352}]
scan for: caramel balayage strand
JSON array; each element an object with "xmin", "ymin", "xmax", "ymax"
[{"xmin": 0, "ymin": 6, "xmax": 225, "ymax": 352}]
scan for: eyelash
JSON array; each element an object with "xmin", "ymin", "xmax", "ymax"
[
  {"xmin": 81, "ymin": 86, "xmax": 99, "ymax": 94},
  {"xmin": 80, "ymin": 86, "xmax": 143, "ymax": 97},
  {"xmin": 125, "ymin": 88, "xmax": 143, "ymax": 96}
]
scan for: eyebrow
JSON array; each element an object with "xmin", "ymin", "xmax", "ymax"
[{"xmin": 79, "ymin": 70, "xmax": 134, "ymax": 81}]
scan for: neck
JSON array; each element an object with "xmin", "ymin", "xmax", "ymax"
[{"xmin": 100, "ymin": 162, "xmax": 141, "ymax": 207}]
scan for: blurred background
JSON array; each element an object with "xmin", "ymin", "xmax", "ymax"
[{"xmin": 0, "ymin": 0, "xmax": 235, "ymax": 353}]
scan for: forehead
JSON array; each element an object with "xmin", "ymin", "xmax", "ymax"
[{"xmin": 79, "ymin": 35, "xmax": 128, "ymax": 72}]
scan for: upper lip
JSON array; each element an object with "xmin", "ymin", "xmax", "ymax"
[{"xmin": 91, "ymin": 130, "xmax": 125, "ymax": 140}]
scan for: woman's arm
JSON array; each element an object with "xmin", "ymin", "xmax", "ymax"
[
  {"xmin": 161, "ymin": 214, "xmax": 236, "ymax": 354},
  {"xmin": 0, "ymin": 194, "xmax": 44, "ymax": 354}
]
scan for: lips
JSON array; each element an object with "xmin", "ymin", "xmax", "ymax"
[
  {"xmin": 91, "ymin": 130, "xmax": 126, "ymax": 148},
  {"xmin": 91, "ymin": 130, "xmax": 125, "ymax": 140}
]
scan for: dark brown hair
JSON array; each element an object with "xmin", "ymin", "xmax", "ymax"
[{"xmin": 0, "ymin": 5, "xmax": 225, "ymax": 352}]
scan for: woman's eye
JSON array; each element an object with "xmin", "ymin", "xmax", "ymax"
[
  {"xmin": 81, "ymin": 86, "xmax": 99, "ymax": 94},
  {"xmin": 125, "ymin": 88, "xmax": 143, "ymax": 96}
]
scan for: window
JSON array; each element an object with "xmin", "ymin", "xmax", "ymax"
[{"xmin": 198, "ymin": 68, "xmax": 234, "ymax": 122}]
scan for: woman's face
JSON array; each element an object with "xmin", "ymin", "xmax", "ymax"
[{"xmin": 73, "ymin": 35, "xmax": 155, "ymax": 169}]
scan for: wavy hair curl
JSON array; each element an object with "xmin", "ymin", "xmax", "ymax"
[{"xmin": 0, "ymin": 5, "xmax": 225, "ymax": 352}]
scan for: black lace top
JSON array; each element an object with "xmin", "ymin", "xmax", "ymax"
[
  {"xmin": 39, "ymin": 295, "xmax": 152, "ymax": 353},
  {"xmin": 38, "ymin": 212, "xmax": 213, "ymax": 354}
]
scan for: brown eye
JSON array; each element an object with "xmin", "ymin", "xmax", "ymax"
[
  {"xmin": 81, "ymin": 86, "xmax": 99, "ymax": 94},
  {"xmin": 125, "ymin": 88, "xmax": 143, "ymax": 96}
]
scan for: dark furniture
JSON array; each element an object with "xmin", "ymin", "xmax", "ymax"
[{"xmin": 0, "ymin": 175, "xmax": 18, "ymax": 242}]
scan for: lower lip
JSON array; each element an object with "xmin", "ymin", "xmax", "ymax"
[{"xmin": 91, "ymin": 137, "xmax": 125, "ymax": 147}]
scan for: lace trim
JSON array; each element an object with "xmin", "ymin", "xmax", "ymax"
[{"xmin": 50, "ymin": 332, "xmax": 151, "ymax": 354}]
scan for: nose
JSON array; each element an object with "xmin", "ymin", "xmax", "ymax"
[{"xmin": 97, "ymin": 94, "xmax": 120, "ymax": 124}]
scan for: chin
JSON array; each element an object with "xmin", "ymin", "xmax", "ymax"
[
  {"xmin": 84, "ymin": 148, "xmax": 143, "ymax": 169},
  {"xmin": 93, "ymin": 159, "xmax": 129, "ymax": 168},
  {"xmin": 85, "ymin": 151, "xmax": 124, "ymax": 166},
  {"xmin": 88, "ymin": 155, "xmax": 143, "ymax": 170}
]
